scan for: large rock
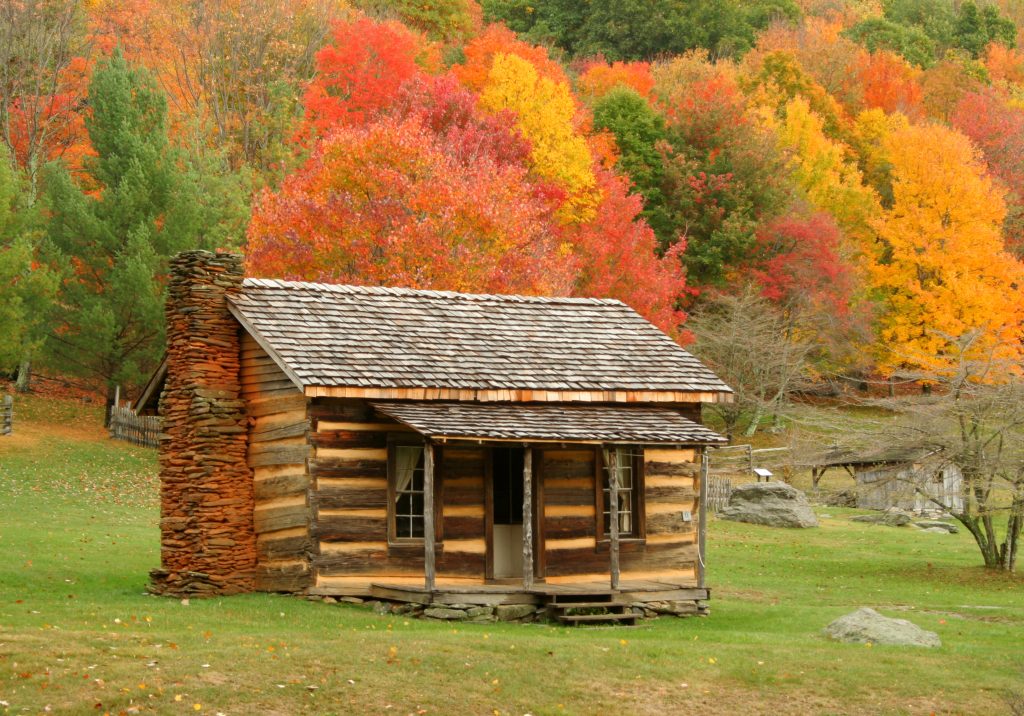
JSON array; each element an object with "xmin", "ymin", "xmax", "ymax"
[
  {"xmin": 915, "ymin": 520, "xmax": 959, "ymax": 533},
  {"xmin": 851, "ymin": 507, "xmax": 913, "ymax": 526},
  {"xmin": 719, "ymin": 482, "xmax": 819, "ymax": 528},
  {"xmin": 824, "ymin": 608, "xmax": 941, "ymax": 647}
]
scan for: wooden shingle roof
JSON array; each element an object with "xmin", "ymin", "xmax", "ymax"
[
  {"xmin": 371, "ymin": 402, "xmax": 727, "ymax": 444},
  {"xmin": 228, "ymin": 279, "xmax": 731, "ymax": 398}
]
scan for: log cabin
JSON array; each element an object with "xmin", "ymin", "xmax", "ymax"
[{"xmin": 140, "ymin": 251, "xmax": 732, "ymax": 618}]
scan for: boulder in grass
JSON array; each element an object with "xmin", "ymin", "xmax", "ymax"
[
  {"xmin": 915, "ymin": 520, "xmax": 959, "ymax": 533},
  {"xmin": 824, "ymin": 608, "xmax": 941, "ymax": 647},
  {"xmin": 851, "ymin": 507, "xmax": 913, "ymax": 526},
  {"xmin": 719, "ymin": 482, "xmax": 819, "ymax": 528}
]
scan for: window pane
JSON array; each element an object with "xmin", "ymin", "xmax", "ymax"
[{"xmin": 393, "ymin": 445, "xmax": 426, "ymax": 539}]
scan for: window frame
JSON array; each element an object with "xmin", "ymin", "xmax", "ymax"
[
  {"xmin": 595, "ymin": 445, "xmax": 646, "ymax": 543},
  {"xmin": 386, "ymin": 437, "xmax": 441, "ymax": 546}
]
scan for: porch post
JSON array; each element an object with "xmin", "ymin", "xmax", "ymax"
[
  {"xmin": 424, "ymin": 441, "xmax": 436, "ymax": 592},
  {"xmin": 698, "ymin": 446, "xmax": 708, "ymax": 589},
  {"xmin": 608, "ymin": 446, "xmax": 620, "ymax": 590},
  {"xmin": 522, "ymin": 447, "xmax": 534, "ymax": 590}
]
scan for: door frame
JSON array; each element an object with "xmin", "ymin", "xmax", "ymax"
[{"xmin": 484, "ymin": 445, "xmax": 541, "ymax": 582}]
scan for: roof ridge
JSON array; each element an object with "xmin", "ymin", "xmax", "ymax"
[{"xmin": 241, "ymin": 277, "xmax": 627, "ymax": 306}]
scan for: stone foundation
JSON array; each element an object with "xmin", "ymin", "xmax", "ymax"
[{"xmin": 150, "ymin": 251, "xmax": 256, "ymax": 596}]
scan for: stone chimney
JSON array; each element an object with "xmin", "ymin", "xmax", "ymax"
[{"xmin": 149, "ymin": 251, "xmax": 256, "ymax": 596}]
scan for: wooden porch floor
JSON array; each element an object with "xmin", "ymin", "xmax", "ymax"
[{"xmin": 367, "ymin": 580, "xmax": 709, "ymax": 606}]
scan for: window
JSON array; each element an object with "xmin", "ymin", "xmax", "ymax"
[
  {"xmin": 600, "ymin": 446, "xmax": 643, "ymax": 538},
  {"xmin": 391, "ymin": 444, "xmax": 426, "ymax": 540}
]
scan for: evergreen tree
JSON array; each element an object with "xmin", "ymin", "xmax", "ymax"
[
  {"xmin": 591, "ymin": 87, "xmax": 671, "ymax": 244},
  {"xmin": 42, "ymin": 50, "xmax": 245, "ymax": 408},
  {"xmin": 0, "ymin": 144, "xmax": 58, "ymax": 386}
]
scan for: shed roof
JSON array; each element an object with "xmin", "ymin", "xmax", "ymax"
[
  {"xmin": 228, "ymin": 279, "xmax": 731, "ymax": 396},
  {"xmin": 371, "ymin": 402, "xmax": 727, "ymax": 444}
]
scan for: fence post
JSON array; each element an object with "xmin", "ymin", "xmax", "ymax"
[{"xmin": 2, "ymin": 394, "xmax": 12, "ymax": 436}]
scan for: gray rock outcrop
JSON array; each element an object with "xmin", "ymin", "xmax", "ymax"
[
  {"xmin": 851, "ymin": 507, "xmax": 913, "ymax": 526},
  {"xmin": 824, "ymin": 608, "xmax": 941, "ymax": 647},
  {"xmin": 719, "ymin": 482, "xmax": 819, "ymax": 528},
  {"xmin": 915, "ymin": 520, "xmax": 959, "ymax": 533}
]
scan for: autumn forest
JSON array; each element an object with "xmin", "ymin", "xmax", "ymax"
[{"xmin": 3, "ymin": 0, "xmax": 1024, "ymax": 402}]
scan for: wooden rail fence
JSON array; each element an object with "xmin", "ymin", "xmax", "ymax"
[
  {"xmin": 1, "ymin": 394, "xmax": 11, "ymax": 436},
  {"xmin": 110, "ymin": 405, "xmax": 161, "ymax": 447},
  {"xmin": 706, "ymin": 475, "xmax": 733, "ymax": 513}
]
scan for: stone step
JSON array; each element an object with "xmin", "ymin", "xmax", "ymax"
[{"xmin": 557, "ymin": 612, "xmax": 638, "ymax": 626}]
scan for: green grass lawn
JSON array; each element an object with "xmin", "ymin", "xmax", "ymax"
[{"xmin": 1, "ymin": 395, "xmax": 1022, "ymax": 715}]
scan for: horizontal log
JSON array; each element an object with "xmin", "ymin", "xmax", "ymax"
[
  {"xmin": 621, "ymin": 542, "xmax": 698, "ymax": 572},
  {"xmin": 248, "ymin": 444, "xmax": 310, "ymax": 467},
  {"xmin": 313, "ymin": 515, "xmax": 387, "ymax": 541},
  {"xmin": 310, "ymin": 430, "xmax": 389, "ymax": 450},
  {"xmin": 645, "ymin": 461, "xmax": 698, "ymax": 478},
  {"xmin": 443, "ymin": 486, "xmax": 485, "ymax": 507},
  {"xmin": 255, "ymin": 562, "xmax": 311, "ymax": 592},
  {"xmin": 251, "ymin": 421, "xmax": 309, "ymax": 443},
  {"xmin": 440, "ymin": 448, "xmax": 486, "ymax": 463},
  {"xmin": 310, "ymin": 457, "xmax": 386, "ymax": 479},
  {"xmin": 645, "ymin": 449, "xmax": 696, "ymax": 464},
  {"xmin": 442, "ymin": 515, "xmax": 485, "ymax": 540},
  {"xmin": 441, "ymin": 461, "xmax": 485, "ymax": 479},
  {"xmin": 248, "ymin": 393, "xmax": 308, "ymax": 417},
  {"xmin": 544, "ymin": 488, "xmax": 596, "ymax": 507},
  {"xmin": 437, "ymin": 551, "xmax": 485, "ymax": 577},
  {"xmin": 543, "ymin": 547, "xmax": 609, "ymax": 577},
  {"xmin": 257, "ymin": 533, "xmax": 312, "ymax": 560},
  {"xmin": 243, "ymin": 376, "xmax": 302, "ymax": 393},
  {"xmin": 316, "ymin": 485, "xmax": 388, "ymax": 510},
  {"xmin": 309, "ymin": 400, "xmax": 374, "ymax": 421},
  {"xmin": 645, "ymin": 486, "xmax": 697, "ymax": 503},
  {"xmin": 540, "ymin": 458, "xmax": 594, "ymax": 480},
  {"xmin": 249, "ymin": 438, "xmax": 307, "ymax": 456},
  {"xmin": 646, "ymin": 511, "xmax": 697, "ymax": 535},
  {"xmin": 254, "ymin": 472, "xmax": 310, "ymax": 501},
  {"xmin": 246, "ymin": 385, "xmax": 305, "ymax": 400},
  {"xmin": 543, "ymin": 515, "xmax": 595, "ymax": 540},
  {"xmin": 254, "ymin": 503, "xmax": 309, "ymax": 534},
  {"xmin": 241, "ymin": 362, "xmax": 289, "ymax": 378}
]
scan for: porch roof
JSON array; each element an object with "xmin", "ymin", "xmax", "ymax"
[{"xmin": 370, "ymin": 402, "xmax": 727, "ymax": 444}]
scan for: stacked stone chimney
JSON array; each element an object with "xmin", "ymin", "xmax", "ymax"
[{"xmin": 149, "ymin": 251, "xmax": 256, "ymax": 596}]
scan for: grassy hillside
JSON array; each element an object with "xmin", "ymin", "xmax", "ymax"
[{"xmin": 0, "ymin": 395, "xmax": 1021, "ymax": 715}]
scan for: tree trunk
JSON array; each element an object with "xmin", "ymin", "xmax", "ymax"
[
  {"xmin": 104, "ymin": 383, "xmax": 116, "ymax": 428},
  {"xmin": 14, "ymin": 360, "xmax": 31, "ymax": 393},
  {"xmin": 743, "ymin": 404, "xmax": 764, "ymax": 438}
]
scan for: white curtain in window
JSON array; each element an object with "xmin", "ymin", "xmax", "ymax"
[{"xmin": 394, "ymin": 445, "xmax": 422, "ymax": 501}]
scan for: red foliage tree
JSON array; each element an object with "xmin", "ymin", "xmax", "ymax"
[
  {"xmin": 301, "ymin": 17, "xmax": 426, "ymax": 136},
  {"xmin": 950, "ymin": 89, "xmax": 1024, "ymax": 256},
  {"xmin": 566, "ymin": 166, "xmax": 690, "ymax": 340},
  {"xmin": 247, "ymin": 114, "xmax": 575, "ymax": 295},
  {"xmin": 748, "ymin": 211, "xmax": 858, "ymax": 330}
]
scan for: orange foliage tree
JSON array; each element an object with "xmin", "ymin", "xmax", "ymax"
[
  {"xmin": 856, "ymin": 50, "xmax": 923, "ymax": 117},
  {"xmin": 576, "ymin": 59, "xmax": 655, "ymax": 103},
  {"xmin": 869, "ymin": 123, "xmax": 1024, "ymax": 376}
]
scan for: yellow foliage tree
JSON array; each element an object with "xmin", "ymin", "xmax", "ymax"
[
  {"xmin": 479, "ymin": 53, "xmax": 597, "ymax": 223},
  {"xmin": 774, "ymin": 97, "xmax": 880, "ymax": 255},
  {"xmin": 870, "ymin": 123, "xmax": 1024, "ymax": 376}
]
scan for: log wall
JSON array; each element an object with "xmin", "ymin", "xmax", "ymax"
[
  {"xmin": 241, "ymin": 333, "xmax": 312, "ymax": 592},
  {"xmin": 539, "ymin": 446, "xmax": 700, "ymax": 586}
]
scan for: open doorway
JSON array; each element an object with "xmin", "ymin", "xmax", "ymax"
[{"xmin": 490, "ymin": 447, "xmax": 525, "ymax": 579}]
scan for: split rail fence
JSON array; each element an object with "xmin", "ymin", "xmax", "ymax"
[
  {"xmin": 705, "ymin": 444, "xmax": 792, "ymax": 512},
  {"xmin": 109, "ymin": 405, "xmax": 161, "ymax": 448}
]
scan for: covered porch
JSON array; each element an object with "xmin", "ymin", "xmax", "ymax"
[{"xmin": 364, "ymin": 401, "xmax": 724, "ymax": 606}]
